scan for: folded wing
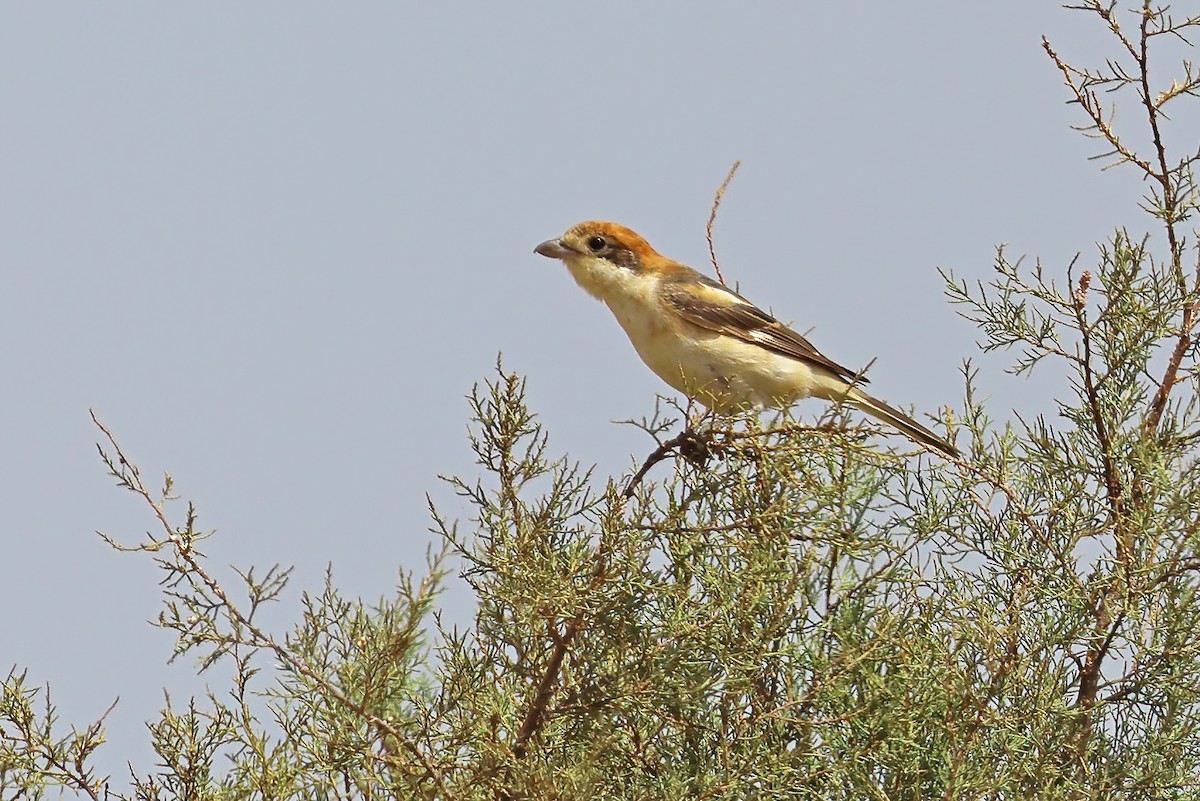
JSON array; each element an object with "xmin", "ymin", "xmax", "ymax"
[{"xmin": 659, "ymin": 272, "xmax": 866, "ymax": 385}]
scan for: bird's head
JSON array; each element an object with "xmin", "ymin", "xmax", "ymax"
[{"xmin": 535, "ymin": 221, "xmax": 669, "ymax": 301}]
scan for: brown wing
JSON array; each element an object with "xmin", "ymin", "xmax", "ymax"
[{"xmin": 660, "ymin": 272, "xmax": 866, "ymax": 385}]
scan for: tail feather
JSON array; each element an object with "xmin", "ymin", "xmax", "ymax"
[{"xmin": 844, "ymin": 386, "xmax": 959, "ymax": 458}]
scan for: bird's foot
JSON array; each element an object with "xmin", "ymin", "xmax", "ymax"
[{"xmin": 677, "ymin": 426, "xmax": 713, "ymax": 466}]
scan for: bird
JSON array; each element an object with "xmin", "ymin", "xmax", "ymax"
[{"xmin": 533, "ymin": 220, "xmax": 959, "ymax": 458}]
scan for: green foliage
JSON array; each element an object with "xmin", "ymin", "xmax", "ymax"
[{"xmin": 4, "ymin": 3, "xmax": 1200, "ymax": 798}]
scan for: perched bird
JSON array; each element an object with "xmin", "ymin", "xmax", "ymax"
[{"xmin": 534, "ymin": 220, "xmax": 958, "ymax": 458}]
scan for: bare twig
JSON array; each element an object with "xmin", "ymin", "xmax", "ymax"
[{"xmin": 707, "ymin": 160, "xmax": 741, "ymax": 286}]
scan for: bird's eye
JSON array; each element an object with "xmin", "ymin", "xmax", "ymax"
[{"xmin": 586, "ymin": 235, "xmax": 608, "ymax": 253}]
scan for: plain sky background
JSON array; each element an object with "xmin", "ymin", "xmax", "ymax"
[{"xmin": 1, "ymin": 1, "xmax": 1168, "ymax": 790}]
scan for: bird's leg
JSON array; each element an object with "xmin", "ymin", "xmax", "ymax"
[{"xmin": 679, "ymin": 404, "xmax": 724, "ymax": 466}]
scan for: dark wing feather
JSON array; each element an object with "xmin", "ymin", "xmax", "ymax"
[{"xmin": 660, "ymin": 273, "xmax": 866, "ymax": 385}]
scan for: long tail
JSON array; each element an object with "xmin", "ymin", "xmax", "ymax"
[{"xmin": 842, "ymin": 385, "xmax": 959, "ymax": 458}]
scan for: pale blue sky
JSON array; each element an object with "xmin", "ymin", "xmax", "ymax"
[{"xmin": 1, "ymin": 2, "xmax": 1150, "ymax": 788}]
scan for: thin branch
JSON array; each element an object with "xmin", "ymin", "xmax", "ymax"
[
  {"xmin": 510, "ymin": 615, "xmax": 581, "ymax": 759},
  {"xmin": 621, "ymin": 429, "xmax": 709, "ymax": 499},
  {"xmin": 707, "ymin": 160, "xmax": 741, "ymax": 286},
  {"xmin": 1135, "ymin": 1, "xmax": 1197, "ymax": 436},
  {"xmin": 1042, "ymin": 37, "xmax": 1154, "ymax": 174},
  {"xmin": 1067, "ymin": 267, "xmax": 1126, "ymax": 536},
  {"xmin": 509, "ymin": 520, "xmax": 614, "ymax": 761},
  {"xmin": 1145, "ymin": 241, "xmax": 1200, "ymax": 433}
]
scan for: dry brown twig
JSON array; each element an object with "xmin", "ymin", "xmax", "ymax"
[{"xmin": 707, "ymin": 160, "xmax": 741, "ymax": 286}]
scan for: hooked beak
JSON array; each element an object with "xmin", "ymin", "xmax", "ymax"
[{"xmin": 534, "ymin": 238, "xmax": 574, "ymax": 259}]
